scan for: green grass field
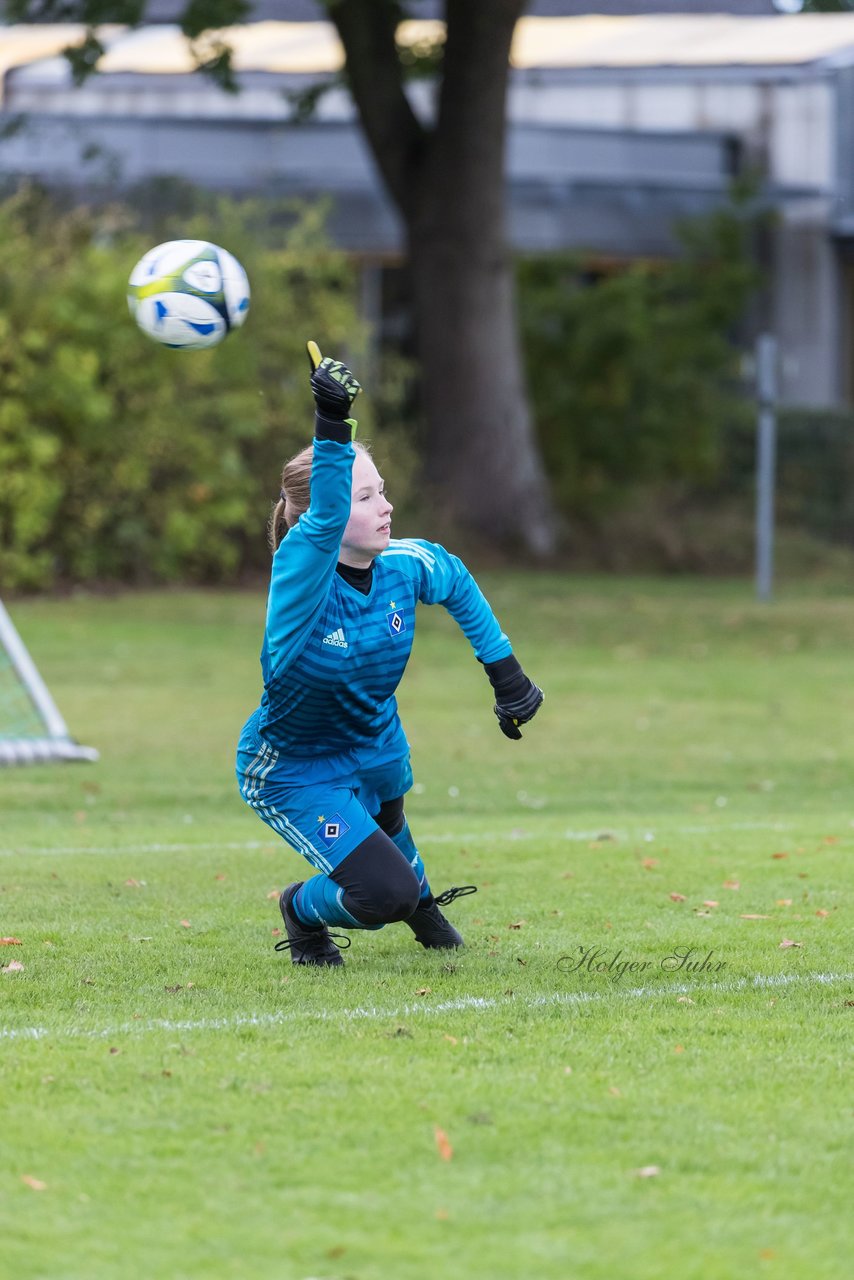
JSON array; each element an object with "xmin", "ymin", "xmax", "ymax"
[{"xmin": 1, "ymin": 577, "xmax": 851, "ymax": 1280}]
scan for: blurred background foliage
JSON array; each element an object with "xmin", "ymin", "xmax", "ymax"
[
  {"xmin": 518, "ymin": 194, "xmax": 760, "ymax": 519},
  {"xmin": 0, "ymin": 186, "xmax": 415, "ymax": 590},
  {"xmin": 2, "ymin": 183, "xmax": 853, "ymax": 590}
]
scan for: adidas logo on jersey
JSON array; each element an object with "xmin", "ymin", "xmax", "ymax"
[{"xmin": 322, "ymin": 628, "xmax": 349, "ymax": 649}]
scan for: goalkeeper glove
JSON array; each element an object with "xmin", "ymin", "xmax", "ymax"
[
  {"xmin": 307, "ymin": 339, "xmax": 360, "ymax": 440},
  {"xmin": 483, "ymin": 654, "xmax": 544, "ymax": 741}
]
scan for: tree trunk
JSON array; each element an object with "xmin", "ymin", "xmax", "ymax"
[
  {"xmin": 331, "ymin": 0, "xmax": 556, "ymax": 555},
  {"xmin": 408, "ymin": 225, "xmax": 555, "ymax": 555}
]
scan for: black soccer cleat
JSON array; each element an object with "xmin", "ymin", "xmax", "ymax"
[
  {"xmin": 274, "ymin": 882, "xmax": 350, "ymax": 967},
  {"xmin": 406, "ymin": 885, "xmax": 478, "ymax": 949}
]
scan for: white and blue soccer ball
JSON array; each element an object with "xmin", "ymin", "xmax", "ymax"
[{"xmin": 127, "ymin": 239, "xmax": 250, "ymax": 349}]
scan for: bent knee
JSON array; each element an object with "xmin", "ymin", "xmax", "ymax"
[{"xmin": 343, "ymin": 875, "xmax": 420, "ymax": 926}]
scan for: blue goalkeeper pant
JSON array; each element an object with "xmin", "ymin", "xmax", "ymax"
[{"xmin": 236, "ymin": 730, "xmax": 431, "ymax": 930}]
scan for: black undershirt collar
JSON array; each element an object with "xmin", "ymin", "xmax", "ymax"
[{"xmin": 336, "ymin": 561, "xmax": 374, "ymax": 595}]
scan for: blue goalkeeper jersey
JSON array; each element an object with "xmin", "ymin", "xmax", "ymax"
[{"xmin": 254, "ymin": 436, "xmax": 512, "ymax": 759}]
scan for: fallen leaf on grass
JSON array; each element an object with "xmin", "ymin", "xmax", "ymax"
[
  {"xmin": 434, "ymin": 1127, "xmax": 453, "ymax": 1161},
  {"xmin": 271, "ymin": 928, "xmax": 281, "ymax": 937},
  {"xmin": 740, "ymin": 914, "xmax": 770, "ymax": 920},
  {"xmin": 779, "ymin": 939, "xmax": 803, "ymax": 949},
  {"xmin": 702, "ymin": 900, "xmax": 719, "ymax": 908},
  {"xmin": 673, "ymin": 1045, "xmax": 685, "ymax": 1054},
  {"xmin": 0, "ymin": 937, "xmax": 22, "ymax": 946},
  {"xmin": 722, "ymin": 880, "xmax": 741, "ymax": 891},
  {"xmin": 771, "ymin": 852, "xmax": 789, "ymax": 860},
  {"xmin": 676, "ymin": 996, "xmax": 695, "ymax": 1004},
  {"xmin": 435, "ymin": 1207, "xmax": 450, "ymax": 1220},
  {"xmin": 265, "ymin": 889, "xmax": 279, "ymax": 900},
  {"xmin": 641, "ymin": 858, "xmax": 659, "ymax": 870},
  {"xmin": 2, "ymin": 960, "xmax": 24, "ymax": 973},
  {"xmin": 415, "ymin": 987, "xmax": 432, "ymax": 997},
  {"xmin": 608, "ymin": 1086, "xmax": 622, "ymax": 1097},
  {"xmin": 21, "ymin": 1176, "xmax": 47, "ymax": 1191},
  {"xmin": 179, "ymin": 920, "xmax": 191, "ymax": 928},
  {"xmin": 508, "ymin": 920, "xmax": 527, "ymax": 930},
  {"xmin": 443, "ymin": 1035, "xmax": 458, "ymax": 1045},
  {"xmin": 816, "ymin": 910, "xmax": 829, "ymax": 918},
  {"xmin": 632, "ymin": 1166, "xmax": 661, "ymax": 1178},
  {"xmin": 669, "ymin": 893, "xmax": 686, "ymax": 903},
  {"xmin": 215, "ymin": 874, "xmax": 226, "ymax": 881},
  {"xmin": 124, "ymin": 879, "xmax": 143, "ymax": 888}
]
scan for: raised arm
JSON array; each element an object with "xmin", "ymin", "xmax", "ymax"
[{"xmin": 264, "ymin": 344, "xmax": 361, "ymax": 678}]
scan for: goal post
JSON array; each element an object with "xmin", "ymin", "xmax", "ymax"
[{"xmin": 0, "ymin": 599, "xmax": 98, "ymax": 766}]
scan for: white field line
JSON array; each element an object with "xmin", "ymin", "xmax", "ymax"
[
  {"xmin": 2, "ymin": 971, "xmax": 850, "ymax": 1044},
  {"xmin": 0, "ymin": 820, "xmax": 814, "ymax": 859}
]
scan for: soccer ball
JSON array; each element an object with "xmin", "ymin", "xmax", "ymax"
[{"xmin": 127, "ymin": 239, "xmax": 250, "ymax": 349}]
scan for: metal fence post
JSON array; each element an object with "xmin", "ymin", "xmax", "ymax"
[{"xmin": 755, "ymin": 333, "xmax": 778, "ymax": 602}]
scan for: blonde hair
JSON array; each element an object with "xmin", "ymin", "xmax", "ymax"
[{"xmin": 268, "ymin": 440, "xmax": 372, "ymax": 553}]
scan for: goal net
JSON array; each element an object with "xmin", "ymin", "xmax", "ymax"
[{"xmin": 0, "ymin": 599, "xmax": 98, "ymax": 766}]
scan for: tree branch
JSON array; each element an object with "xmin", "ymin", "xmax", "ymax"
[{"xmin": 326, "ymin": 0, "xmax": 428, "ymax": 220}]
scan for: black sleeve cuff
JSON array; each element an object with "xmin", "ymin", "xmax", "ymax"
[
  {"xmin": 482, "ymin": 653, "xmax": 528, "ymax": 701},
  {"xmin": 314, "ymin": 411, "xmax": 352, "ymax": 444}
]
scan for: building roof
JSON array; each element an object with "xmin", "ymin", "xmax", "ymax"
[
  {"xmin": 0, "ymin": 2, "xmax": 793, "ymax": 18},
  {"xmin": 513, "ymin": 13, "xmax": 854, "ymax": 68},
  {"xmin": 5, "ymin": 12, "xmax": 854, "ymax": 88}
]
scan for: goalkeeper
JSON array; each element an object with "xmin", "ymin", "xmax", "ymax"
[{"xmin": 235, "ymin": 343, "xmax": 543, "ymax": 966}]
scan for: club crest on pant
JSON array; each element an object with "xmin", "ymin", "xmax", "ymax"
[
  {"xmin": 315, "ymin": 813, "xmax": 351, "ymax": 847},
  {"xmin": 386, "ymin": 610, "xmax": 406, "ymax": 637}
]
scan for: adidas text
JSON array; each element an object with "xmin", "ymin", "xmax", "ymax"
[{"xmin": 322, "ymin": 628, "xmax": 349, "ymax": 649}]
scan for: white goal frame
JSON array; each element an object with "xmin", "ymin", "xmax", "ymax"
[{"xmin": 0, "ymin": 599, "xmax": 98, "ymax": 766}]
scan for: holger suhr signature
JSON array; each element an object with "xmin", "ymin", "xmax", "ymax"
[{"xmin": 557, "ymin": 945, "xmax": 727, "ymax": 982}]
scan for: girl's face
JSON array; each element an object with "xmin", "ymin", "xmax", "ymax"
[{"xmin": 339, "ymin": 450, "xmax": 393, "ymax": 568}]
